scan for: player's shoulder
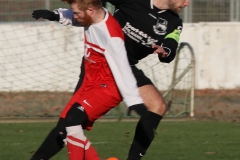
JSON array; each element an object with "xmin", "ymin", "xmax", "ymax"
[
  {"xmin": 168, "ymin": 10, "xmax": 182, "ymax": 20},
  {"xmin": 165, "ymin": 10, "xmax": 183, "ymax": 25},
  {"xmin": 105, "ymin": 12, "xmax": 124, "ymax": 40}
]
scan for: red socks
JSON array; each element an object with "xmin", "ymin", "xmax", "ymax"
[
  {"xmin": 85, "ymin": 141, "xmax": 100, "ymax": 160},
  {"xmin": 66, "ymin": 125, "xmax": 100, "ymax": 160}
]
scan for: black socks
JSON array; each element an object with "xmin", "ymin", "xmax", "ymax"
[
  {"xmin": 128, "ymin": 103, "xmax": 148, "ymax": 117},
  {"xmin": 127, "ymin": 111, "xmax": 162, "ymax": 160},
  {"xmin": 30, "ymin": 127, "xmax": 65, "ymax": 160}
]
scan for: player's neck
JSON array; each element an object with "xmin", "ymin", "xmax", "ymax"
[
  {"xmin": 92, "ymin": 8, "xmax": 106, "ymax": 24},
  {"xmin": 152, "ymin": 0, "xmax": 170, "ymax": 10}
]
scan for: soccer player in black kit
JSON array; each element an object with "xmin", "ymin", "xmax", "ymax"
[{"xmin": 101, "ymin": 0, "xmax": 190, "ymax": 159}]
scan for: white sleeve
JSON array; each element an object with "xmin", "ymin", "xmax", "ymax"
[
  {"xmin": 54, "ymin": 8, "xmax": 82, "ymax": 26},
  {"xmin": 104, "ymin": 37, "xmax": 143, "ymax": 107}
]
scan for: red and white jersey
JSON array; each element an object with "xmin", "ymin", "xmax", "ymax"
[{"xmin": 55, "ymin": 8, "xmax": 143, "ymax": 107}]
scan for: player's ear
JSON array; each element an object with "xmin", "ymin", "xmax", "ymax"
[{"xmin": 86, "ymin": 7, "xmax": 94, "ymax": 16}]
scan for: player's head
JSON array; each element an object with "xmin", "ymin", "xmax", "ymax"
[
  {"xmin": 168, "ymin": 0, "xmax": 190, "ymax": 13},
  {"xmin": 61, "ymin": 0, "xmax": 102, "ymax": 26}
]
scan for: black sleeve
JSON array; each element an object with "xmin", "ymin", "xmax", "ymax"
[
  {"xmin": 158, "ymin": 38, "xmax": 178, "ymax": 63},
  {"xmin": 158, "ymin": 19, "xmax": 183, "ymax": 63}
]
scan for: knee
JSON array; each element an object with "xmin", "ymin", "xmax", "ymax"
[
  {"xmin": 65, "ymin": 102, "xmax": 88, "ymax": 127},
  {"xmin": 159, "ymin": 101, "xmax": 167, "ymax": 114},
  {"xmin": 147, "ymin": 100, "xmax": 167, "ymax": 116}
]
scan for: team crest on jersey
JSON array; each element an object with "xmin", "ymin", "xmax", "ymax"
[
  {"xmin": 153, "ymin": 17, "xmax": 168, "ymax": 35},
  {"xmin": 84, "ymin": 46, "xmax": 96, "ymax": 63}
]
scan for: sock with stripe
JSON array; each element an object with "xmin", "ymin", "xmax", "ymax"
[
  {"xmin": 66, "ymin": 125, "xmax": 86, "ymax": 160},
  {"xmin": 66, "ymin": 125, "xmax": 100, "ymax": 160}
]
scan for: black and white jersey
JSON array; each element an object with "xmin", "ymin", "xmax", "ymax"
[{"xmin": 104, "ymin": 0, "xmax": 183, "ymax": 65}]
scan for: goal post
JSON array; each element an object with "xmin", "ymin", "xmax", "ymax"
[{"xmin": 163, "ymin": 42, "xmax": 195, "ymax": 117}]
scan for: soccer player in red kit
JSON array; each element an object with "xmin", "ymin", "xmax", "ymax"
[{"xmin": 30, "ymin": 0, "xmax": 145, "ymax": 160}]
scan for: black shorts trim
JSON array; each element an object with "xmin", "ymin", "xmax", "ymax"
[{"xmin": 131, "ymin": 65, "xmax": 153, "ymax": 87}]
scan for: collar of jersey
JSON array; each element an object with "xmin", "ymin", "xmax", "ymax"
[
  {"xmin": 150, "ymin": 0, "xmax": 167, "ymax": 13},
  {"xmin": 91, "ymin": 7, "xmax": 109, "ymax": 26}
]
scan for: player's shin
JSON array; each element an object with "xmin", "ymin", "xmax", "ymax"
[
  {"xmin": 66, "ymin": 125, "xmax": 85, "ymax": 160},
  {"xmin": 127, "ymin": 110, "xmax": 162, "ymax": 160},
  {"xmin": 65, "ymin": 125, "xmax": 100, "ymax": 160},
  {"xmin": 84, "ymin": 140, "xmax": 100, "ymax": 160},
  {"xmin": 30, "ymin": 126, "xmax": 65, "ymax": 160}
]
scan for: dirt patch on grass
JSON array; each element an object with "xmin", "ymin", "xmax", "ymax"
[
  {"xmin": 0, "ymin": 89, "xmax": 239, "ymax": 121},
  {"xmin": 194, "ymin": 89, "xmax": 240, "ymax": 121},
  {"xmin": 0, "ymin": 91, "xmax": 72, "ymax": 117}
]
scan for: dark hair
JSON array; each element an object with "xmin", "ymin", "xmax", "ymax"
[{"xmin": 61, "ymin": 0, "xmax": 76, "ymax": 4}]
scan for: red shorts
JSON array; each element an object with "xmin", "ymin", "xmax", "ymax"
[{"xmin": 60, "ymin": 80, "xmax": 122, "ymax": 130}]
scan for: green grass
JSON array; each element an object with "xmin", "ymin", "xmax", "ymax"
[{"xmin": 0, "ymin": 121, "xmax": 240, "ymax": 160}]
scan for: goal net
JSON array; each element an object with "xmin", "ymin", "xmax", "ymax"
[{"xmin": 0, "ymin": 1, "xmax": 195, "ymax": 118}]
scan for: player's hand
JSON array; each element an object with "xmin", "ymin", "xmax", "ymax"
[
  {"xmin": 152, "ymin": 44, "xmax": 168, "ymax": 58},
  {"xmin": 32, "ymin": 10, "xmax": 59, "ymax": 21}
]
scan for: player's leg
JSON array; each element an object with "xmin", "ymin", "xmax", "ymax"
[
  {"xmin": 66, "ymin": 125, "xmax": 85, "ymax": 160},
  {"xmin": 77, "ymin": 81, "xmax": 121, "ymax": 160},
  {"xmin": 55, "ymin": 95, "xmax": 100, "ymax": 160},
  {"xmin": 65, "ymin": 124, "xmax": 99, "ymax": 160},
  {"xmin": 30, "ymin": 117, "xmax": 66, "ymax": 160},
  {"xmin": 128, "ymin": 85, "xmax": 165, "ymax": 159},
  {"xmin": 31, "ymin": 66, "xmax": 86, "ymax": 160},
  {"xmin": 30, "ymin": 96, "xmax": 88, "ymax": 160},
  {"xmin": 63, "ymin": 102, "xmax": 100, "ymax": 160},
  {"xmin": 30, "ymin": 102, "xmax": 89, "ymax": 160},
  {"xmin": 139, "ymin": 84, "xmax": 166, "ymax": 115},
  {"xmin": 63, "ymin": 82, "xmax": 121, "ymax": 160},
  {"xmin": 127, "ymin": 66, "xmax": 166, "ymax": 160},
  {"xmin": 84, "ymin": 138, "xmax": 100, "ymax": 160}
]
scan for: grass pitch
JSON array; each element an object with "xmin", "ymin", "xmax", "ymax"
[{"xmin": 0, "ymin": 120, "xmax": 240, "ymax": 160}]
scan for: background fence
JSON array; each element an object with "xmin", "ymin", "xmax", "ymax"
[
  {"xmin": 1, "ymin": 0, "xmax": 239, "ymax": 119},
  {"xmin": 181, "ymin": 0, "xmax": 240, "ymax": 22},
  {"xmin": 0, "ymin": 0, "xmax": 239, "ymax": 22}
]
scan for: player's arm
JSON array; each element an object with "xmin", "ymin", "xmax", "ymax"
[
  {"xmin": 104, "ymin": 37, "xmax": 143, "ymax": 107},
  {"xmin": 32, "ymin": 9, "xmax": 60, "ymax": 21},
  {"xmin": 32, "ymin": 9, "xmax": 82, "ymax": 26},
  {"xmin": 158, "ymin": 20, "xmax": 183, "ymax": 63}
]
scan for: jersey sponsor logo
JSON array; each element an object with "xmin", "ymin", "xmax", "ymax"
[
  {"xmin": 83, "ymin": 99, "xmax": 92, "ymax": 107},
  {"xmin": 122, "ymin": 22, "xmax": 158, "ymax": 47},
  {"xmin": 142, "ymin": 36, "xmax": 158, "ymax": 47},
  {"xmin": 153, "ymin": 17, "xmax": 168, "ymax": 35}
]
